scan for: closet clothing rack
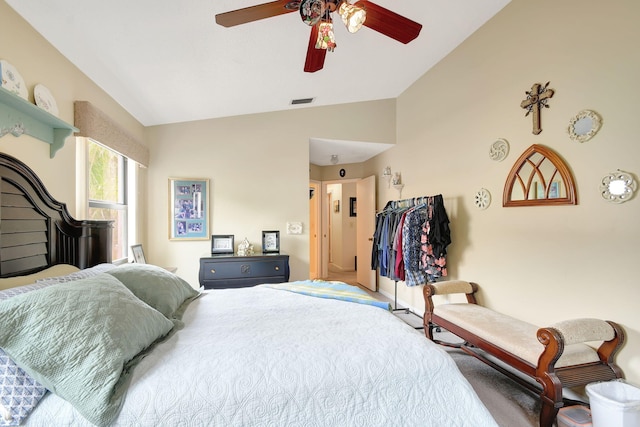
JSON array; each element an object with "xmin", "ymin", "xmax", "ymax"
[
  {"xmin": 372, "ymin": 194, "xmax": 451, "ymax": 329},
  {"xmin": 392, "ymin": 280, "xmax": 424, "ymax": 330}
]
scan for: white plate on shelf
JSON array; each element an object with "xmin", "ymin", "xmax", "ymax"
[
  {"xmin": 34, "ymin": 84, "xmax": 59, "ymax": 116},
  {"xmin": 0, "ymin": 59, "xmax": 28, "ymax": 100}
]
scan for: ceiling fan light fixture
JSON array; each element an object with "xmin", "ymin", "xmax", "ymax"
[
  {"xmin": 300, "ymin": 0, "xmax": 326, "ymax": 26},
  {"xmin": 315, "ymin": 20, "xmax": 337, "ymax": 51},
  {"xmin": 338, "ymin": 2, "xmax": 366, "ymax": 33}
]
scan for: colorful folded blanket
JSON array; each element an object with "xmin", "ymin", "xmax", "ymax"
[{"xmin": 261, "ymin": 280, "xmax": 391, "ymax": 310}]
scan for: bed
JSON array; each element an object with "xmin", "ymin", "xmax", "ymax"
[{"xmin": 0, "ymin": 152, "xmax": 498, "ymax": 426}]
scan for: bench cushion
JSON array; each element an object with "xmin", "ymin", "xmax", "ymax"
[{"xmin": 434, "ymin": 304, "xmax": 601, "ymax": 367}]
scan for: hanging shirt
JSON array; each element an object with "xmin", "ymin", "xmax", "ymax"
[
  {"xmin": 402, "ymin": 206, "xmax": 427, "ymax": 287},
  {"xmin": 419, "ymin": 195, "xmax": 450, "ymax": 282}
]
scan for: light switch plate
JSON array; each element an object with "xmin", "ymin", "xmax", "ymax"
[{"xmin": 286, "ymin": 222, "xmax": 303, "ymax": 235}]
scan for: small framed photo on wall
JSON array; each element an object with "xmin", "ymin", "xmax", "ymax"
[
  {"xmin": 349, "ymin": 197, "xmax": 357, "ymax": 217},
  {"xmin": 211, "ymin": 235, "xmax": 235, "ymax": 254},
  {"xmin": 169, "ymin": 177, "xmax": 209, "ymax": 240},
  {"xmin": 262, "ymin": 230, "xmax": 280, "ymax": 253}
]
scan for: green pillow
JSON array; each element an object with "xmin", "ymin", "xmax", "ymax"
[
  {"xmin": 107, "ymin": 263, "xmax": 199, "ymax": 319},
  {"xmin": 0, "ymin": 274, "xmax": 174, "ymax": 427}
]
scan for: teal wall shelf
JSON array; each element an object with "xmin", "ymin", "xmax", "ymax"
[{"xmin": 0, "ymin": 86, "xmax": 78, "ymax": 158}]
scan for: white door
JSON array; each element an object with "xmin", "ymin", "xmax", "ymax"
[
  {"xmin": 356, "ymin": 175, "xmax": 377, "ymax": 291},
  {"xmin": 308, "ymin": 180, "xmax": 321, "ymax": 279}
]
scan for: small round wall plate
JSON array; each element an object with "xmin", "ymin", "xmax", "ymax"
[
  {"xmin": 474, "ymin": 188, "xmax": 491, "ymax": 210},
  {"xmin": 34, "ymin": 84, "xmax": 59, "ymax": 116},
  {"xmin": 489, "ymin": 139, "xmax": 509, "ymax": 161},
  {"xmin": 0, "ymin": 59, "xmax": 28, "ymax": 100}
]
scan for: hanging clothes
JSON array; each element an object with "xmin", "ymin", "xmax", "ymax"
[
  {"xmin": 420, "ymin": 195, "xmax": 451, "ymax": 282},
  {"xmin": 372, "ymin": 195, "xmax": 450, "ymax": 287}
]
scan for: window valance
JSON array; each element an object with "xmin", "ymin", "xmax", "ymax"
[{"xmin": 74, "ymin": 101, "xmax": 149, "ymax": 167}]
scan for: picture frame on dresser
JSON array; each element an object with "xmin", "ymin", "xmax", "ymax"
[
  {"xmin": 130, "ymin": 244, "xmax": 147, "ymax": 264},
  {"xmin": 262, "ymin": 230, "xmax": 280, "ymax": 253},
  {"xmin": 169, "ymin": 177, "xmax": 209, "ymax": 240},
  {"xmin": 211, "ymin": 235, "xmax": 235, "ymax": 254}
]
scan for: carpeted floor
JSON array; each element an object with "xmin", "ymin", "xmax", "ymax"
[
  {"xmin": 440, "ymin": 343, "xmax": 541, "ymax": 426},
  {"xmin": 324, "ymin": 271, "xmax": 545, "ymax": 426}
]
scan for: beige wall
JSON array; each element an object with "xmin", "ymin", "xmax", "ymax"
[
  {"xmin": 0, "ymin": 1, "xmax": 146, "ymax": 222},
  {"xmin": 365, "ymin": 0, "xmax": 640, "ymax": 383},
  {"xmin": 145, "ymin": 100, "xmax": 396, "ymax": 288},
  {"xmin": 313, "ymin": 162, "xmax": 366, "ymax": 181},
  {"xmin": 3, "ymin": 0, "xmax": 639, "ymax": 385}
]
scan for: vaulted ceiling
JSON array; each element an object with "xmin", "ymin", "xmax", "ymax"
[{"xmin": 6, "ymin": 0, "xmax": 510, "ymax": 164}]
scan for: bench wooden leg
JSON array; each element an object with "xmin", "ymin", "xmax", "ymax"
[
  {"xmin": 425, "ymin": 321, "xmax": 435, "ymax": 340},
  {"xmin": 537, "ymin": 371, "xmax": 563, "ymax": 427},
  {"xmin": 539, "ymin": 400, "xmax": 559, "ymax": 427}
]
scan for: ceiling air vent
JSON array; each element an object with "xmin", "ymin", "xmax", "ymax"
[{"xmin": 291, "ymin": 97, "xmax": 314, "ymax": 105}]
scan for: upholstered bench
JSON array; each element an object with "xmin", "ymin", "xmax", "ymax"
[{"xmin": 423, "ymin": 280, "xmax": 625, "ymax": 427}]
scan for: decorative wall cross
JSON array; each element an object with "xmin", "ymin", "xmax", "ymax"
[{"xmin": 520, "ymin": 82, "xmax": 554, "ymax": 135}]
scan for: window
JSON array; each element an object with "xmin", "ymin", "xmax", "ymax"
[{"xmin": 87, "ymin": 140, "xmax": 128, "ymax": 261}]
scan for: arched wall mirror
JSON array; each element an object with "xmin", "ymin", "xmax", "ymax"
[{"xmin": 503, "ymin": 144, "xmax": 577, "ymax": 207}]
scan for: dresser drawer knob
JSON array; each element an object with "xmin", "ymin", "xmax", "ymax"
[
  {"xmin": 210, "ymin": 269, "xmax": 216, "ymax": 274},
  {"xmin": 275, "ymin": 266, "xmax": 280, "ymax": 271}
]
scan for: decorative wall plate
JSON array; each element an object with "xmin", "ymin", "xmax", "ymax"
[
  {"xmin": 0, "ymin": 60, "xmax": 28, "ymax": 100},
  {"xmin": 568, "ymin": 109, "xmax": 601, "ymax": 143},
  {"xmin": 489, "ymin": 139, "xmax": 509, "ymax": 161},
  {"xmin": 34, "ymin": 84, "xmax": 59, "ymax": 116},
  {"xmin": 474, "ymin": 188, "xmax": 491, "ymax": 210}
]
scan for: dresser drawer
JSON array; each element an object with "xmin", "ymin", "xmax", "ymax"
[
  {"xmin": 201, "ymin": 259, "xmax": 285, "ymax": 280},
  {"xmin": 199, "ymin": 254, "xmax": 290, "ymax": 289}
]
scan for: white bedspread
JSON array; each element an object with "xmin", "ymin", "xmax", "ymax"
[{"xmin": 25, "ymin": 287, "xmax": 497, "ymax": 426}]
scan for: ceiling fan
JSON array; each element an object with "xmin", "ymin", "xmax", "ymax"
[{"xmin": 215, "ymin": 0, "xmax": 422, "ymax": 73}]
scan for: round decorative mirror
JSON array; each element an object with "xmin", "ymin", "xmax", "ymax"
[
  {"xmin": 600, "ymin": 170, "xmax": 636, "ymax": 203},
  {"xmin": 568, "ymin": 110, "xmax": 602, "ymax": 143}
]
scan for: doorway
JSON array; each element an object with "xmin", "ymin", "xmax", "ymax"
[
  {"xmin": 326, "ymin": 182, "xmax": 357, "ymax": 285},
  {"xmin": 309, "ymin": 176, "xmax": 376, "ymax": 290}
]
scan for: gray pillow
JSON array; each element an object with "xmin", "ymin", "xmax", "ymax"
[
  {"xmin": 0, "ymin": 263, "xmax": 116, "ymax": 425},
  {"xmin": 0, "ymin": 282, "xmax": 54, "ymax": 426},
  {"xmin": 107, "ymin": 263, "xmax": 199, "ymax": 319},
  {"xmin": 0, "ymin": 274, "xmax": 174, "ymax": 427}
]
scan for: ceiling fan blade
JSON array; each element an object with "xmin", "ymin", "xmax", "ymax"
[
  {"xmin": 215, "ymin": 0, "xmax": 297, "ymax": 27},
  {"xmin": 304, "ymin": 25, "xmax": 327, "ymax": 73},
  {"xmin": 355, "ymin": 1, "xmax": 422, "ymax": 44}
]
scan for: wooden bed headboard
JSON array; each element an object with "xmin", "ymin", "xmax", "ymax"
[{"xmin": 0, "ymin": 152, "xmax": 112, "ymax": 278}]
